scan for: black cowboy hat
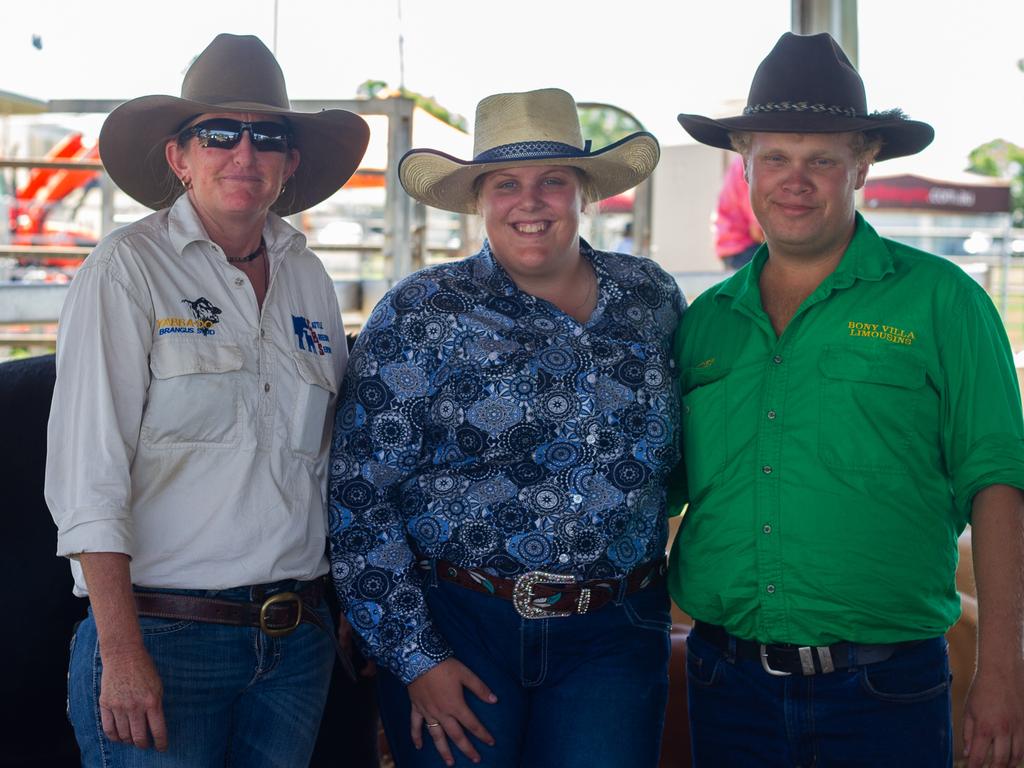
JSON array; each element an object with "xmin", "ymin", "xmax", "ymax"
[{"xmin": 677, "ymin": 32, "xmax": 934, "ymax": 161}]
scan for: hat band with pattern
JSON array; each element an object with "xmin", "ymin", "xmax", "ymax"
[
  {"xmin": 475, "ymin": 140, "xmax": 593, "ymax": 163},
  {"xmin": 743, "ymin": 101, "xmax": 859, "ymax": 118}
]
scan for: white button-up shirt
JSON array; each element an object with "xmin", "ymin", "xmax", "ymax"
[{"xmin": 45, "ymin": 195, "xmax": 348, "ymax": 596}]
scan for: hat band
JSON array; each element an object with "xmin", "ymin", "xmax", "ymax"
[
  {"xmin": 743, "ymin": 101, "xmax": 860, "ymax": 118},
  {"xmin": 474, "ymin": 139, "xmax": 592, "ymax": 163}
]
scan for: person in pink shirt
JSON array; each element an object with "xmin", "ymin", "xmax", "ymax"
[{"xmin": 715, "ymin": 153, "xmax": 764, "ymax": 270}]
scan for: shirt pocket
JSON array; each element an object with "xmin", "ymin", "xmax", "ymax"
[
  {"xmin": 141, "ymin": 340, "xmax": 244, "ymax": 448},
  {"xmin": 681, "ymin": 365, "xmax": 730, "ymax": 503},
  {"xmin": 818, "ymin": 345, "xmax": 926, "ymax": 474},
  {"xmin": 291, "ymin": 352, "xmax": 337, "ymax": 458}
]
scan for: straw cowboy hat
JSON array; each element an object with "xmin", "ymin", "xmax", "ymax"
[
  {"xmin": 99, "ymin": 33, "xmax": 370, "ymax": 215},
  {"xmin": 677, "ymin": 32, "xmax": 933, "ymax": 161},
  {"xmin": 399, "ymin": 88, "xmax": 660, "ymax": 214}
]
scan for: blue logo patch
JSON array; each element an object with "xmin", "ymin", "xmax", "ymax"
[{"xmin": 292, "ymin": 315, "xmax": 332, "ymax": 355}]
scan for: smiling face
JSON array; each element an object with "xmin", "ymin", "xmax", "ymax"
[
  {"xmin": 476, "ymin": 165, "xmax": 584, "ymax": 283},
  {"xmin": 746, "ymin": 131, "xmax": 870, "ymax": 263},
  {"xmin": 165, "ymin": 111, "xmax": 300, "ymax": 229}
]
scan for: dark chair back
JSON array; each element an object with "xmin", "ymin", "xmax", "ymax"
[
  {"xmin": 0, "ymin": 353, "xmax": 377, "ymax": 767},
  {"xmin": 0, "ymin": 354, "xmax": 84, "ymax": 766}
]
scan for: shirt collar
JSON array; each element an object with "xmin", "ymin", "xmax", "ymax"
[
  {"xmin": 167, "ymin": 195, "xmax": 306, "ymax": 259},
  {"xmin": 713, "ymin": 213, "xmax": 894, "ymax": 312}
]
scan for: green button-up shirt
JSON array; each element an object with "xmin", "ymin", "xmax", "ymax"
[{"xmin": 669, "ymin": 214, "xmax": 1024, "ymax": 645}]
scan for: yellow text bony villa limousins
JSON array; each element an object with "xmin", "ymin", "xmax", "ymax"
[{"xmin": 848, "ymin": 321, "xmax": 916, "ymax": 345}]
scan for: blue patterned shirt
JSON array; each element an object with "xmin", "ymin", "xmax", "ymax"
[{"xmin": 328, "ymin": 240, "xmax": 684, "ymax": 683}]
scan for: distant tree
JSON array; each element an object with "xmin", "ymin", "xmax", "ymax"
[
  {"xmin": 356, "ymin": 79, "xmax": 467, "ymax": 132},
  {"xmin": 356, "ymin": 80, "xmax": 390, "ymax": 99},
  {"xmin": 967, "ymin": 139, "xmax": 1024, "ymax": 226},
  {"xmin": 577, "ymin": 105, "xmax": 644, "ymax": 149}
]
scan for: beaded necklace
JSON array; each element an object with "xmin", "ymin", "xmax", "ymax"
[{"xmin": 226, "ymin": 237, "xmax": 265, "ymax": 264}]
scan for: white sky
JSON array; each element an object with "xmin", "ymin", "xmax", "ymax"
[{"xmin": 0, "ymin": 0, "xmax": 1021, "ymax": 177}]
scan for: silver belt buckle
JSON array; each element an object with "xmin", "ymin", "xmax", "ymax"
[
  {"xmin": 512, "ymin": 571, "xmax": 576, "ymax": 619},
  {"xmin": 760, "ymin": 644, "xmax": 836, "ymax": 676},
  {"xmin": 759, "ymin": 644, "xmax": 792, "ymax": 677}
]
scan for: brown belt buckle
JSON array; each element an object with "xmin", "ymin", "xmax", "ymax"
[
  {"xmin": 259, "ymin": 591, "xmax": 302, "ymax": 636},
  {"xmin": 512, "ymin": 571, "xmax": 581, "ymax": 619}
]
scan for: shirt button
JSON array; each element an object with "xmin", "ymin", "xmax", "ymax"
[
  {"xmin": 234, "ymin": 277, "xmax": 244, "ymax": 287},
  {"xmin": 264, "ymin": 383, "xmax": 271, "ymax": 393},
  {"xmin": 766, "ymin": 584, "xmax": 776, "ymax": 594},
  {"xmin": 763, "ymin": 524, "xmax": 772, "ymax": 534},
  {"xmin": 762, "ymin": 465, "xmax": 773, "ymax": 474},
  {"xmin": 773, "ymin": 354, "xmax": 783, "ymax": 364},
  {"xmin": 260, "ymin": 328, "xmax": 266, "ymax": 338},
  {"xmin": 767, "ymin": 410, "xmax": 777, "ymax": 420},
  {"xmin": 684, "ymin": 405, "xmax": 691, "ymax": 415}
]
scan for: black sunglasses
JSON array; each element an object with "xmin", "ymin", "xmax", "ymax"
[{"xmin": 178, "ymin": 118, "xmax": 293, "ymax": 153}]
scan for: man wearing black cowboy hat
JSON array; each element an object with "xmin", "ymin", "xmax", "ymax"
[{"xmin": 669, "ymin": 32, "xmax": 1024, "ymax": 767}]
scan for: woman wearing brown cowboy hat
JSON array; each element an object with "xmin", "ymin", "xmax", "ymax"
[
  {"xmin": 328, "ymin": 88, "xmax": 685, "ymax": 767},
  {"xmin": 45, "ymin": 33, "xmax": 368, "ymax": 766}
]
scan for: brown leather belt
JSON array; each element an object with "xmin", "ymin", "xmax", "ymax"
[
  {"xmin": 133, "ymin": 578, "xmax": 356, "ymax": 681},
  {"xmin": 429, "ymin": 557, "xmax": 667, "ymax": 619}
]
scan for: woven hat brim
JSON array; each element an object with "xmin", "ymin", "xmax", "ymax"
[
  {"xmin": 99, "ymin": 94, "xmax": 370, "ymax": 215},
  {"xmin": 677, "ymin": 112, "xmax": 934, "ymax": 161},
  {"xmin": 398, "ymin": 132, "xmax": 660, "ymax": 214}
]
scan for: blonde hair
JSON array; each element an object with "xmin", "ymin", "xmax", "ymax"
[{"xmin": 728, "ymin": 130, "xmax": 884, "ymax": 168}]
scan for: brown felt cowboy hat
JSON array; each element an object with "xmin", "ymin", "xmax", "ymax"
[
  {"xmin": 99, "ymin": 33, "xmax": 369, "ymax": 215},
  {"xmin": 399, "ymin": 88, "xmax": 660, "ymax": 214},
  {"xmin": 677, "ymin": 32, "xmax": 934, "ymax": 161}
]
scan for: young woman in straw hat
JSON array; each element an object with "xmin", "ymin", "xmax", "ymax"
[
  {"xmin": 45, "ymin": 34, "xmax": 369, "ymax": 766},
  {"xmin": 328, "ymin": 88, "xmax": 685, "ymax": 767}
]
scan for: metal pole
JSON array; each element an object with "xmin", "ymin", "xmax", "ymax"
[
  {"xmin": 1000, "ymin": 221, "xmax": 1012, "ymax": 320},
  {"xmin": 383, "ymin": 97, "xmax": 415, "ymax": 284},
  {"xmin": 272, "ymin": 0, "xmax": 279, "ymax": 55},
  {"xmin": 397, "ymin": 0, "xmax": 406, "ymax": 91},
  {"xmin": 792, "ymin": 0, "xmax": 858, "ymax": 66},
  {"xmin": 100, "ymin": 172, "xmax": 116, "ymax": 239}
]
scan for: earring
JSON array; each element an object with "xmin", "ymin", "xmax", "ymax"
[
  {"xmin": 278, "ymin": 182, "xmax": 287, "ymax": 198},
  {"xmin": 181, "ymin": 177, "xmax": 193, "ymax": 191}
]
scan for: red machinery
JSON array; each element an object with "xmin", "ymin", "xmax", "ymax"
[{"xmin": 11, "ymin": 132, "xmax": 100, "ymax": 269}]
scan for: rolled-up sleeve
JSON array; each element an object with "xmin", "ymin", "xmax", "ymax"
[
  {"xmin": 941, "ymin": 288, "xmax": 1024, "ymax": 518},
  {"xmin": 44, "ymin": 250, "xmax": 152, "ymax": 559}
]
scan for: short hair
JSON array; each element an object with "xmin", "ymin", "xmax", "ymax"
[{"xmin": 728, "ymin": 130, "xmax": 884, "ymax": 167}]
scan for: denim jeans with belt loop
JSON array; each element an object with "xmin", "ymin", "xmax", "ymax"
[
  {"xmin": 685, "ymin": 628, "xmax": 952, "ymax": 767},
  {"xmin": 377, "ymin": 560, "xmax": 673, "ymax": 768},
  {"xmin": 67, "ymin": 580, "xmax": 335, "ymax": 768}
]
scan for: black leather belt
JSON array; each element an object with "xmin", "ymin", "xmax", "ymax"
[{"xmin": 693, "ymin": 621, "xmax": 921, "ymax": 676}]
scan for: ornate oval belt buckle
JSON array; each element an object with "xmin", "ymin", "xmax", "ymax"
[{"xmin": 512, "ymin": 571, "xmax": 576, "ymax": 619}]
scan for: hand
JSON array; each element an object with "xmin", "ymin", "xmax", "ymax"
[
  {"xmin": 98, "ymin": 644, "xmax": 167, "ymax": 751},
  {"xmin": 407, "ymin": 658, "xmax": 498, "ymax": 766},
  {"xmin": 963, "ymin": 665, "xmax": 1024, "ymax": 767}
]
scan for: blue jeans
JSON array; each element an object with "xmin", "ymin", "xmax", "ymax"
[
  {"xmin": 68, "ymin": 581, "xmax": 335, "ymax": 767},
  {"xmin": 685, "ymin": 628, "xmax": 952, "ymax": 768},
  {"xmin": 377, "ymin": 569, "xmax": 672, "ymax": 768}
]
